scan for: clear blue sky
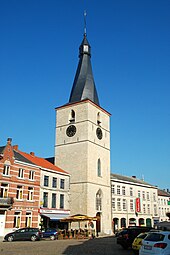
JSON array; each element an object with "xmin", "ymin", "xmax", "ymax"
[{"xmin": 0, "ymin": 0, "xmax": 170, "ymax": 189}]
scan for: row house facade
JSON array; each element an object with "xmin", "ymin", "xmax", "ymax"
[
  {"xmin": 111, "ymin": 173, "xmax": 159, "ymax": 233},
  {"xmin": 0, "ymin": 138, "xmax": 40, "ymax": 236},
  {"xmin": 158, "ymin": 189, "xmax": 170, "ymax": 222},
  {"xmin": 19, "ymin": 151, "xmax": 70, "ymax": 230},
  {"xmin": 0, "ymin": 138, "xmax": 70, "ymax": 236}
]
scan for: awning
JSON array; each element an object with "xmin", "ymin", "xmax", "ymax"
[{"xmin": 41, "ymin": 213, "xmax": 70, "ymax": 221}]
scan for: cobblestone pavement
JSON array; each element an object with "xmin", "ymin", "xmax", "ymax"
[{"xmin": 0, "ymin": 236, "xmax": 134, "ymax": 255}]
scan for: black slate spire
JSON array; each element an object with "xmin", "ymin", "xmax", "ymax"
[{"xmin": 69, "ymin": 33, "xmax": 100, "ymax": 106}]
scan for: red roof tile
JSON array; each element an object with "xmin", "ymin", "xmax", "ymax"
[{"xmin": 18, "ymin": 150, "xmax": 69, "ymax": 175}]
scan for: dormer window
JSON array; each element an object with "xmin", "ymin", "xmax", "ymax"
[
  {"xmin": 97, "ymin": 112, "xmax": 101, "ymax": 125},
  {"xmin": 69, "ymin": 110, "xmax": 75, "ymax": 123}
]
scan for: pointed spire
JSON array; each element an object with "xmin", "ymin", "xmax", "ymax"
[{"xmin": 69, "ymin": 13, "xmax": 100, "ymax": 106}]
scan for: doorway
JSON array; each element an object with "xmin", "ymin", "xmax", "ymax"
[{"xmin": 96, "ymin": 212, "xmax": 101, "ymax": 236}]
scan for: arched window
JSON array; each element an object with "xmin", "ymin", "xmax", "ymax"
[
  {"xmin": 97, "ymin": 158, "xmax": 101, "ymax": 177},
  {"xmin": 69, "ymin": 110, "xmax": 75, "ymax": 123},
  {"xmin": 96, "ymin": 189, "xmax": 102, "ymax": 211},
  {"xmin": 97, "ymin": 112, "xmax": 101, "ymax": 125}
]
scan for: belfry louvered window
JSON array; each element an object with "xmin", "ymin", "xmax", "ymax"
[{"xmin": 69, "ymin": 110, "xmax": 75, "ymax": 123}]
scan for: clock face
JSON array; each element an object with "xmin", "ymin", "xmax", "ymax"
[
  {"xmin": 66, "ymin": 125, "xmax": 76, "ymax": 137},
  {"xmin": 96, "ymin": 127, "xmax": 103, "ymax": 140}
]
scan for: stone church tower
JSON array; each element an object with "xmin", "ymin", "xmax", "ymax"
[{"xmin": 55, "ymin": 33, "xmax": 112, "ymax": 234}]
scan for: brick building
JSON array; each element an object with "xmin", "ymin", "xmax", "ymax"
[
  {"xmin": 0, "ymin": 138, "xmax": 40, "ymax": 236},
  {"xmin": 0, "ymin": 138, "xmax": 70, "ymax": 236}
]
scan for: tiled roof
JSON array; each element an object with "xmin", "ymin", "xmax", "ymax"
[
  {"xmin": 111, "ymin": 173, "xmax": 156, "ymax": 188},
  {"xmin": 18, "ymin": 150, "xmax": 69, "ymax": 175},
  {"xmin": 14, "ymin": 150, "xmax": 36, "ymax": 165},
  {"xmin": 158, "ymin": 189, "xmax": 170, "ymax": 197}
]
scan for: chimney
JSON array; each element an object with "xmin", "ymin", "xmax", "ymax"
[
  {"xmin": 30, "ymin": 152, "xmax": 35, "ymax": 156},
  {"xmin": 13, "ymin": 145, "xmax": 18, "ymax": 151},
  {"xmin": 132, "ymin": 176, "xmax": 136, "ymax": 178},
  {"xmin": 7, "ymin": 138, "xmax": 12, "ymax": 145}
]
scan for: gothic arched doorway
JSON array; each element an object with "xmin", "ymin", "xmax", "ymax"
[{"xmin": 96, "ymin": 212, "xmax": 101, "ymax": 236}]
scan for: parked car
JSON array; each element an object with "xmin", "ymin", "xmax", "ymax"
[
  {"xmin": 42, "ymin": 228, "xmax": 58, "ymax": 240},
  {"xmin": 139, "ymin": 231, "xmax": 170, "ymax": 255},
  {"xmin": 132, "ymin": 232, "xmax": 149, "ymax": 254},
  {"xmin": 117, "ymin": 226, "xmax": 153, "ymax": 249},
  {"xmin": 115, "ymin": 229, "xmax": 128, "ymax": 237},
  {"xmin": 4, "ymin": 227, "xmax": 42, "ymax": 242}
]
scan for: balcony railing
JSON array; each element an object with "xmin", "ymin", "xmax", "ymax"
[{"xmin": 0, "ymin": 197, "xmax": 14, "ymax": 207}]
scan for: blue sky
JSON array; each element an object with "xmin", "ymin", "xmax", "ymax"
[{"xmin": 0, "ymin": 0, "xmax": 170, "ymax": 189}]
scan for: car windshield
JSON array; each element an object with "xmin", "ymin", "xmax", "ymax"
[
  {"xmin": 145, "ymin": 233, "xmax": 165, "ymax": 242},
  {"xmin": 137, "ymin": 233, "xmax": 148, "ymax": 239}
]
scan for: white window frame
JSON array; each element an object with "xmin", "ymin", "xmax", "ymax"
[
  {"xmin": 13, "ymin": 212, "xmax": 21, "ymax": 228},
  {"xmin": 3, "ymin": 165, "xmax": 10, "ymax": 176},
  {"xmin": 25, "ymin": 212, "xmax": 32, "ymax": 227},
  {"xmin": 16, "ymin": 185, "xmax": 23, "ymax": 200},
  {"xmin": 0, "ymin": 183, "xmax": 9, "ymax": 197},
  {"xmin": 29, "ymin": 171, "xmax": 34, "ymax": 180},
  {"xmin": 27, "ymin": 187, "xmax": 34, "ymax": 201},
  {"xmin": 18, "ymin": 168, "xmax": 24, "ymax": 178}
]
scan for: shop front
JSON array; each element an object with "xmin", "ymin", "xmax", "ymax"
[{"xmin": 39, "ymin": 209, "xmax": 70, "ymax": 230}]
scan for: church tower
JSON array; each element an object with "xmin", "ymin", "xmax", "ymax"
[{"xmin": 55, "ymin": 31, "xmax": 112, "ymax": 234}]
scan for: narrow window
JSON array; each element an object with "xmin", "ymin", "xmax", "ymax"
[
  {"xmin": 123, "ymin": 199, "xmax": 127, "ymax": 211},
  {"xmin": 27, "ymin": 187, "xmax": 34, "ymax": 201},
  {"xmin": 29, "ymin": 171, "xmax": 34, "ymax": 180},
  {"xmin": 52, "ymin": 193, "xmax": 56, "ymax": 208},
  {"xmin": 130, "ymin": 199, "xmax": 134, "ymax": 211},
  {"xmin": 122, "ymin": 186, "xmax": 126, "ymax": 195},
  {"xmin": 16, "ymin": 186, "xmax": 23, "ymax": 200},
  {"xmin": 112, "ymin": 198, "xmax": 115, "ymax": 210},
  {"xmin": 97, "ymin": 112, "xmax": 101, "ymax": 125},
  {"xmin": 60, "ymin": 194, "xmax": 64, "ymax": 209},
  {"xmin": 96, "ymin": 189, "xmax": 102, "ymax": 211},
  {"xmin": 147, "ymin": 204, "xmax": 150, "ymax": 214},
  {"xmin": 117, "ymin": 185, "xmax": 120, "ymax": 195},
  {"xmin": 13, "ymin": 212, "xmax": 21, "ymax": 228},
  {"xmin": 44, "ymin": 176, "xmax": 49, "ymax": 187},
  {"xmin": 60, "ymin": 179, "xmax": 65, "ymax": 189},
  {"xmin": 18, "ymin": 168, "xmax": 24, "ymax": 178},
  {"xmin": 69, "ymin": 110, "xmax": 75, "ymax": 123},
  {"xmin": 117, "ymin": 198, "xmax": 121, "ymax": 211},
  {"xmin": 3, "ymin": 165, "xmax": 10, "ymax": 176},
  {"xmin": 25, "ymin": 212, "xmax": 32, "ymax": 227},
  {"xmin": 0, "ymin": 183, "xmax": 8, "ymax": 197},
  {"xmin": 143, "ymin": 204, "xmax": 146, "ymax": 214},
  {"xmin": 52, "ymin": 177, "xmax": 57, "ymax": 188},
  {"xmin": 130, "ymin": 187, "xmax": 133, "ymax": 196},
  {"xmin": 97, "ymin": 159, "xmax": 101, "ymax": 177},
  {"xmin": 111, "ymin": 184, "xmax": 115, "ymax": 194},
  {"xmin": 43, "ymin": 192, "xmax": 48, "ymax": 207},
  {"xmin": 138, "ymin": 190, "xmax": 141, "ymax": 198}
]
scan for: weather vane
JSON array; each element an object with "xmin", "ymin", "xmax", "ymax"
[{"xmin": 84, "ymin": 10, "xmax": 87, "ymax": 36}]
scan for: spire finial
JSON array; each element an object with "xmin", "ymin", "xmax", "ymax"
[{"xmin": 84, "ymin": 10, "xmax": 87, "ymax": 36}]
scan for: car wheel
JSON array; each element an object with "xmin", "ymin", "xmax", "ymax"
[
  {"xmin": 7, "ymin": 235, "xmax": 14, "ymax": 242},
  {"xmin": 31, "ymin": 235, "xmax": 37, "ymax": 241},
  {"xmin": 50, "ymin": 235, "xmax": 55, "ymax": 240}
]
